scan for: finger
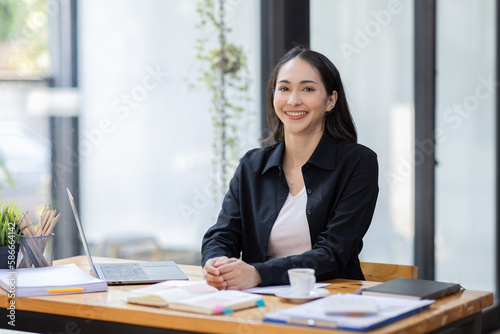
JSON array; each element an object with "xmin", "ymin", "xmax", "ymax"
[
  {"xmin": 205, "ymin": 258, "xmax": 217, "ymax": 266},
  {"xmin": 220, "ymin": 261, "xmax": 260, "ymax": 290},
  {"xmin": 222, "ymin": 276, "xmax": 244, "ymax": 290},
  {"xmin": 219, "ymin": 269, "xmax": 237, "ymax": 281},
  {"xmin": 204, "ymin": 270, "xmax": 225, "ymax": 283},
  {"xmin": 213, "ymin": 256, "xmax": 231, "ymax": 267},
  {"xmin": 206, "ymin": 256, "xmax": 226, "ymax": 266},
  {"xmin": 217, "ymin": 260, "xmax": 240, "ymax": 275},
  {"xmin": 219, "ymin": 265, "xmax": 241, "ymax": 284},
  {"xmin": 206, "ymin": 279, "xmax": 227, "ymax": 290},
  {"xmin": 204, "ymin": 264, "xmax": 220, "ymax": 276},
  {"xmin": 205, "ymin": 257, "xmax": 227, "ymax": 275}
]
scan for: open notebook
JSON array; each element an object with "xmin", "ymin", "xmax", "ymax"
[
  {"xmin": 67, "ymin": 188, "xmax": 188, "ymax": 285},
  {"xmin": 128, "ymin": 280, "xmax": 265, "ymax": 314}
]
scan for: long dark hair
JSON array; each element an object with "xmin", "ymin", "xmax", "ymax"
[{"xmin": 265, "ymin": 46, "xmax": 357, "ymax": 144}]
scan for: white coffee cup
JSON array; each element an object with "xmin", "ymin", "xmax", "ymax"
[{"xmin": 288, "ymin": 268, "xmax": 316, "ymax": 296}]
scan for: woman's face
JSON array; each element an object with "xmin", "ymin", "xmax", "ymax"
[{"xmin": 273, "ymin": 57, "xmax": 337, "ymax": 139}]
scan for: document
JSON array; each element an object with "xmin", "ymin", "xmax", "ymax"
[
  {"xmin": 263, "ymin": 293, "xmax": 433, "ymax": 331},
  {"xmin": 0, "ymin": 264, "xmax": 108, "ymax": 297},
  {"xmin": 245, "ymin": 283, "xmax": 330, "ymax": 295}
]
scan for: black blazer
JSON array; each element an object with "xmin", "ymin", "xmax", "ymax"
[{"xmin": 201, "ymin": 133, "xmax": 379, "ymax": 286}]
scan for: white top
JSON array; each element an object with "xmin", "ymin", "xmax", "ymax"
[{"xmin": 266, "ymin": 186, "xmax": 312, "ymax": 260}]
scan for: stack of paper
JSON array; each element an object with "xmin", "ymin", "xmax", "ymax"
[
  {"xmin": 0, "ymin": 264, "xmax": 108, "ymax": 297},
  {"xmin": 264, "ymin": 293, "xmax": 433, "ymax": 331}
]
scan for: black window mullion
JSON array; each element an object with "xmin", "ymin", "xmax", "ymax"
[
  {"xmin": 414, "ymin": 0, "xmax": 436, "ymax": 280},
  {"xmin": 49, "ymin": 0, "xmax": 80, "ymax": 259},
  {"xmin": 260, "ymin": 0, "xmax": 309, "ymax": 141}
]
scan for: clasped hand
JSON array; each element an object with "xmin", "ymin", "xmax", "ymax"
[{"xmin": 203, "ymin": 256, "xmax": 262, "ymax": 290}]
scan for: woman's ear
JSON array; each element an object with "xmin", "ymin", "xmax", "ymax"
[{"xmin": 327, "ymin": 91, "xmax": 338, "ymax": 112}]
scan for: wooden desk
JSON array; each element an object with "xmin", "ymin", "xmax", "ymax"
[{"xmin": 0, "ymin": 256, "xmax": 494, "ymax": 334}]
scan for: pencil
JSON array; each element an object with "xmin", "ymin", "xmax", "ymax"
[{"xmin": 47, "ymin": 287, "xmax": 84, "ymax": 294}]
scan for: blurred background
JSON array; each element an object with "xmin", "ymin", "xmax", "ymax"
[{"xmin": 0, "ymin": 0, "xmax": 498, "ymax": 330}]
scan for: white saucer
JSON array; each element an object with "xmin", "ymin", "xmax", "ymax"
[{"xmin": 274, "ymin": 288, "xmax": 329, "ymax": 303}]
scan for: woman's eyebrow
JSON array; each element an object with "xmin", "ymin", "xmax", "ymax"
[{"xmin": 277, "ymin": 79, "xmax": 318, "ymax": 84}]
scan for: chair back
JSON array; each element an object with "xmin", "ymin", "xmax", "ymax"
[{"xmin": 360, "ymin": 261, "xmax": 418, "ymax": 282}]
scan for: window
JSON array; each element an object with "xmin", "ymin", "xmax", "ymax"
[
  {"xmin": 311, "ymin": 0, "xmax": 415, "ymax": 265},
  {"xmin": 0, "ymin": 0, "xmax": 50, "ymax": 75},
  {"xmin": 0, "ymin": 0, "xmax": 51, "ymax": 218},
  {"xmin": 435, "ymin": 0, "xmax": 495, "ymax": 292},
  {"xmin": 78, "ymin": 0, "xmax": 261, "ymax": 258}
]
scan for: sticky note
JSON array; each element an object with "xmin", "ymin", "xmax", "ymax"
[
  {"xmin": 222, "ymin": 308, "xmax": 233, "ymax": 314},
  {"xmin": 213, "ymin": 305, "xmax": 224, "ymax": 314}
]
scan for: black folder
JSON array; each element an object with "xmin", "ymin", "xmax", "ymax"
[{"xmin": 361, "ymin": 278, "xmax": 461, "ymax": 300}]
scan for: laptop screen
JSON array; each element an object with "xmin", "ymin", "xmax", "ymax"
[{"xmin": 67, "ymin": 188, "xmax": 100, "ymax": 279}]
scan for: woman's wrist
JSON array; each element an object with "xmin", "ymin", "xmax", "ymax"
[{"xmin": 251, "ymin": 265, "xmax": 262, "ymax": 286}]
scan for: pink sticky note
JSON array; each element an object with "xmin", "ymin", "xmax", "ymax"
[{"xmin": 213, "ymin": 305, "xmax": 224, "ymax": 314}]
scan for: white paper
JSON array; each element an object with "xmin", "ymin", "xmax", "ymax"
[
  {"xmin": 245, "ymin": 283, "xmax": 330, "ymax": 295},
  {"xmin": 129, "ymin": 280, "xmax": 217, "ymax": 302},
  {"xmin": 130, "ymin": 280, "xmax": 209, "ymax": 294}
]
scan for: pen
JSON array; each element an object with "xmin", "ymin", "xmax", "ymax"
[
  {"xmin": 47, "ymin": 287, "xmax": 85, "ymax": 294},
  {"xmin": 287, "ymin": 317, "xmax": 338, "ymax": 329}
]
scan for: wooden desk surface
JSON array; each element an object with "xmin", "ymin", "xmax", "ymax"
[{"xmin": 0, "ymin": 256, "xmax": 494, "ymax": 334}]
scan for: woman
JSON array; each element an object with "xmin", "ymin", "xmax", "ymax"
[{"xmin": 201, "ymin": 46, "xmax": 378, "ymax": 290}]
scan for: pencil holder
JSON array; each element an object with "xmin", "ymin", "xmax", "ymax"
[{"xmin": 17, "ymin": 234, "xmax": 55, "ymax": 268}]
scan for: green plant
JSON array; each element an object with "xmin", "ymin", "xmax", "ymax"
[
  {"xmin": 192, "ymin": 0, "xmax": 252, "ymax": 199},
  {"xmin": 0, "ymin": 156, "xmax": 15, "ymax": 191},
  {"xmin": 0, "ymin": 0, "xmax": 50, "ymax": 74},
  {"xmin": 0, "ymin": 200, "xmax": 24, "ymax": 247}
]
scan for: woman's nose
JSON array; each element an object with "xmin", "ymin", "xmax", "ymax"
[{"xmin": 287, "ymin": 91, "xmax": 301, "ymax": 106}]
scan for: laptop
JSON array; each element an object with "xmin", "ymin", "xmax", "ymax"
[{"xmin": 67, "ymin": 188, "xmax": 188, "ymax": 285}]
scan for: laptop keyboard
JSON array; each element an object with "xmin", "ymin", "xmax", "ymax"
[{"xmin": 99, "ymin": 263, "xmax": 148, "ymax": 281}]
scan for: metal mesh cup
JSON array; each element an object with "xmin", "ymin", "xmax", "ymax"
[{"xmin": 17, "ymin": 234, "xmax": 55, "ymax": 268}]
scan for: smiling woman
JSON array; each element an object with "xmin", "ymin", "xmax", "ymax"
[
  {"xmin": 265, "ymin": 47, "xmax": 357, "ymax": 147},
  {"xmin": 201, "ymin": 46, "xmax": 379, "ymax": 290},
  {"xmin": 273, "ymin": 57, "xmax": 337, "ymax": 146}
]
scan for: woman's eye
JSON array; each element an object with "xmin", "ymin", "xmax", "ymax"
[
  {"xmin": 303, "ymin": 87, "xmax": 315, "ymax": 92},
  {"xmin": 278, "ymin": 87, "xmax": 289, "ymax": 92}
]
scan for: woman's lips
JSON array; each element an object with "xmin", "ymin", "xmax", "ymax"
[{"xmin": 284, "ymin": 110, "xmax": 308, "ymax": 120}]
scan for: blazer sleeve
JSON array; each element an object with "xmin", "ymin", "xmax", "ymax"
[
  {"xmin": 201, "ymin": 162, "xmax": 243, "ymax": 267},
  {"xmin": 252, "ymin": 150, "xmax": 379, "ymax": 286}
]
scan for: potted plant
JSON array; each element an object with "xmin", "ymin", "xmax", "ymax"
[
  {"xmin": 192, "ymin": 0, "xmax": 252, "ymax": 202},
  {"xmin": 0, "ymin": 200, "xmax": 24, "ymax": 269}
]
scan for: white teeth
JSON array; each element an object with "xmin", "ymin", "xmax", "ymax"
[{"xmin": 286, "ymin": 111, "xmax": 307, "ymax": 116}]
